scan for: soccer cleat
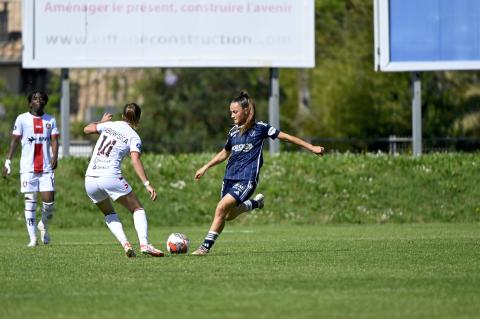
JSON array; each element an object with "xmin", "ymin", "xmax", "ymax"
[
  {"xmin": 37, "ymin": 221, "xmax": 50, "ymax": 244},
  {"xmin": 27, "ymin": 240, "xmax": 38, "ymax": 247},
  {"xmin": 140, "ymin": 244, "xmax": 164, "ymax": 257},
  {"xmin": 123, "ymin": 242, "xmax": 136, "ymax": 258},
  {"xmin": 191, "ymin": 246, "xmax": 209, "ymax": 256},
  {"xmin": 253, "ymin": 193, "xmax": 264, "ymax": 209}
]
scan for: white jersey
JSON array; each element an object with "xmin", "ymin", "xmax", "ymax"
[
  {"xmin": 85, "ymin": 121, "xmax": 142, "ymax": 177},
  {"xmin": 12, "ymin": 112, "xmax": 59, "ymax": 174}
]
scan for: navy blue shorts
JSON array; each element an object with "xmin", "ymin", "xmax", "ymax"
[{"xmin": 221, "ymin": 180, "xmax": 257, "ymax": 205}]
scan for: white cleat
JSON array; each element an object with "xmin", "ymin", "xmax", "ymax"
[
  {"xmin": 37, "ymin": 221, "xmax": 50, "ymax": 245},
  {"xmin": 253, "ymin": 193, "xmax": 264, "ymax": 209},
  {"xmin": 27, "ymin": 240, "xmax": 38, "ymax": 247},
  {"xmin": 140, "ymin": 244, "xmax": 165, "ymax": 257}
]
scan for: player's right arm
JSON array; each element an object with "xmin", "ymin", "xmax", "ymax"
[
  {"xmin": 83, "ymin": 113, "xmax": 113, "ymax": 134},
  {"xmin": 194, "ymin": 148, "xmax": 230, "ymax": 180},
  {"xmin": 3, "ymin": 135, "xmax": 21, "ymax": 177}
]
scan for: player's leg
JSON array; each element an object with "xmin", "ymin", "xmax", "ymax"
[
  {"xmin": 225, "ymin": 181, "xmax": 263, "ymax": 221},
  {"xmin": 21, "ymin": 173, "xmax": 38, "ymax": 247},
  {"xmin": 38, "ymin": 172, "xmax": 56, "ymax": 244},
  {"xmin": 192, "ymin": 193, "xmax": 237, "ymax": 256},
  {"xmin": 114, "ymin": 182, "xmax": 164, "ymax": 257},
  {"xmin": 24, "ymin": 192, "xmax": 38, "ymax": 247},
  {"xmin": 95, "ymin": 198, "xmax": 135, "ymax": 257},
  {"xmin": 85, "ymin": 176, "xmax": 134, "ymax": 257}
]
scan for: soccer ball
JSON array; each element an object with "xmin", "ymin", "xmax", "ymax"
[{"xmin": 166, "ymin": 233, "xmax": 190, "ymax": 254}]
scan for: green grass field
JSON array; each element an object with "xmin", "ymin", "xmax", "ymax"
[{"xmin": 1, "ymin": 224, "xmax": 479, "ymax": 319}]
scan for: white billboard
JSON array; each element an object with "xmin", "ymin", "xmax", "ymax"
[{"xmin": 23, "ymin": 0, "xmax": 314, "ymax": 68}]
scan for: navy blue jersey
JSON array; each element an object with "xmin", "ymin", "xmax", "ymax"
[{"xmin": 224, "ymin": 122, "xmax": 280, "ymax": 181}]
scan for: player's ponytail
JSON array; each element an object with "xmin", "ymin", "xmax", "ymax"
[
  {"xmin": 232, "ymin": 91, "xmax": 256, "ymax": 134},
  {"xmin": 123, "ymin": 103, "xmax": 141, "ymax": 129}
]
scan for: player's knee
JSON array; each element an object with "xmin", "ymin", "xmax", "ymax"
[{"xmin": 24, "ymin": 193, "xmax": 37, "ymax": 211}]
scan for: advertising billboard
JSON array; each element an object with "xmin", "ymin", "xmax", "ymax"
[
  {"xmin": 375, "ymin": 0, "xmax": 480, "ymax": 71},
  {"xmin": 23, "ymin": 0, "xmax": 315, "ymax": 68}
]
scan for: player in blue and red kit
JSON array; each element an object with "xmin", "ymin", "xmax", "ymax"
[{"xmin": 192, "ymin": 91, "xmax": 324, "ymax": 255}]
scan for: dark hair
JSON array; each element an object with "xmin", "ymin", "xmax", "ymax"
[
  {"xmin": 27, "ymin": 91, "xmax": 49, "ymax": 105},
  {"xmin": 232, "ymin": 91, "xmax": 255, "ymax": 134},
  {"xmin": 123, "ymin": 103, "xmax": 141, "ymax": 128}
]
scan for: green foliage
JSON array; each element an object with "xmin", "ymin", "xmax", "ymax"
[
  {"xmin": 1, "ymin": 224, "xmax": 479, "ymax": 319},
  {"xmin": 134, "ymin": 68, "xmax": 271, "ymax": 153},
  {"xmin": 0, "ymin": 153, "xmax": 478, "ymax": 229},
  {"xmin": 2, "ymin": 1, "xmax": 480, "ymax": 152}
]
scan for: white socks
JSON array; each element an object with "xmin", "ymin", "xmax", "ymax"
[
  {"xmin": 133, "ymin": 209, "xmax": 148, "ymax": 246},
  {"xmin": 105, "ymin": 210, "xmax": 150, "ymax": 248},
  {"xmin": 41, "ymin": 202, "xmax": 55, "ymax": 226},
  {"xmin": 24, "ymin": 193, "xmax": 37, "ymax": 242},
  {"xmin": 104, "ymin": 213, "xmax": 128, "ymax": 247},
  {"xmin": 237, "ymin": 200, "xmax": 253, "ymax": 213},
  {"xmin": 24, "ymin": 211, "xmax": 37, "ymax": 242}
]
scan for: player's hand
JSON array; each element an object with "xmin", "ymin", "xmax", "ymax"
[
  {"xmin": 100, "ymin": 113, "xmax": 113, "ymax": 123},
  {"xmin": 50, "ymin": 157, "xmax": 58, "ymax": 170},
  {"xmin": 194, "ymin": 167, "xmax": 207, "ymax": 180},
  {"xmin": 146, "ymin": 185, "xmax": 157, "ymax": 201},
  {"xmin": 311, "ymin": 146, "xmax": 324, "ymax": 156},
  {"xmin": 3, "ymin": 159, "xmax": 11, "ymax": 178}
]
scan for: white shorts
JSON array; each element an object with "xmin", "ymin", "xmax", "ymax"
[
  {"xmin": 85, "ymin": 176, "xmax": 132, "ymax": 203},
  {"xmin": 20, "ymin": 172, "xmax": 55, "ymax": 193}
]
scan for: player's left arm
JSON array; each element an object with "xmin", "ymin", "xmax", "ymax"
[
  {"xmin": 130, "ymin": 151, "xmax": 157, "ymax": 201},
  {"xmin": 50, "ymin": 134, "xmax": 59, "ymax": 170},
  {"xmin": 277, "ymin": 131, "xmax": 324, "ymax": 156}
]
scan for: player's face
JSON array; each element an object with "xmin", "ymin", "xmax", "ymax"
[
  {"xmin": 30, "ymin": 93, "xmax": 46, "ymax": 115},
  {"xmin": 230, "ymin": 102, "xmax": 248, "ymax": 125}
]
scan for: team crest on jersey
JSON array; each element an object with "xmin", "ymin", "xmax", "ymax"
[
  {"xmin": 136, "ymin": 143, "xmax": 142, "ymax": 150},
  {"xmin": 46, "ymin": 123, "xmax": 51, "ymax": 129}
]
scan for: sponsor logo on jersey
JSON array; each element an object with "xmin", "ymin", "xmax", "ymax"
[
  {"xmin": 232, "ymin": 143, "xmax": 253, "ymax": 153},
  {"xmin": 27, "ymin": 136, "xmax": 50, "ymax": 144}
]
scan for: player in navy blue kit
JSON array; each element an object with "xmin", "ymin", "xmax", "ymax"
[{"xmin": 192, "ymin": 92, "xmax": 324, "ymax": 255}]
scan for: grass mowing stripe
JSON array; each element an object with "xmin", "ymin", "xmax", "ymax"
[{"xmin": 0, "ymin": 224, "xmax": 479, "ymax": 319}]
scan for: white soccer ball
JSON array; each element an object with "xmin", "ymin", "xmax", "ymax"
[{"xmin": 166, "ymin": 233, "xmax": 190, "ymax": 254}]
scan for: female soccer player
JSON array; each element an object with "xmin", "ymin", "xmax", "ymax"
[
  {"xmin": 192, "ymin": 92, "xmax": 324, "ymax": 255},
  {"xmin": 84, "ymin": 103, "xmax": 163, "ymax": 257},
  {"xmin": 3, "ymin": 91, "xmax": 59, "ymax": 247}
]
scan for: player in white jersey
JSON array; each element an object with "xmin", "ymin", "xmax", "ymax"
[
  {"xmin": 3, "ymin": 91, "xmax": 59, "ymax": 247},
  {"xmin": 84, "ymin": 103, "xmax": 163, "ymax": 257}
]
